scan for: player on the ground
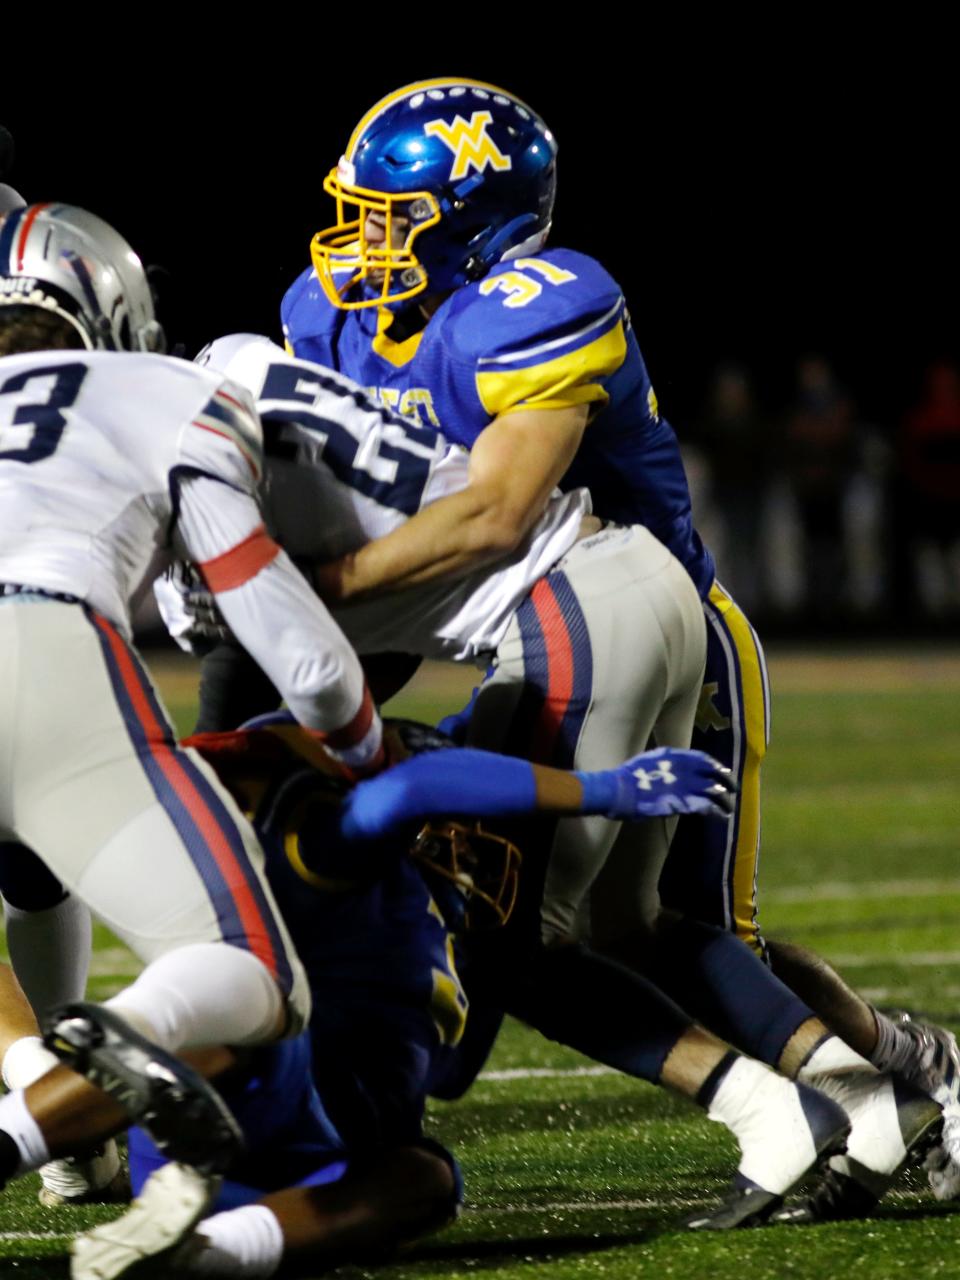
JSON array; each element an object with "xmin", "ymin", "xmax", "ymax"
[
  {"xmin": 275, "ymin": 78, "xmax": 960, "ymax": 1216},
  {"xmin": 2, "ymin": 719, "xmax": 836, "ymax": 1278},
  {"xmin": 0, "ymin": 203, "xmax": 390, "ymax": 1191},
  {"xmin": 159, "ymin": 338, "xmax": 942, "ymax": 1228}
]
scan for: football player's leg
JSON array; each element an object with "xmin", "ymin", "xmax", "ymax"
[
  {"xmin": 7, "ymin": 602, "xmax": 309, "ymax": 1053},
  {"xmin": 73, "ymin": 1141, "xmax": 460, "ymax": 1279},
  {"xmin": 654, "ymin": 588, "xmax": 942, "ymax": 1088},
  {"xmin": 0, "ymin": 844, "xmax": 92, "ymax": 1016},
  {"xmin": 469, "ymin": 525, "xmax": 707, "ymax": 947},
  {"xmin": 659, "ymin": 581, "xmax": 769, "ymax": 957},
  {"xmin": 0, "ymin": 962, "xmax": 125, "ymax": 1206}
]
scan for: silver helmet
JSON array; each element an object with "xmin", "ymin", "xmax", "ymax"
[{"xmin": 0, "ymin": 203, "xmax": 164, "ymax": 352}]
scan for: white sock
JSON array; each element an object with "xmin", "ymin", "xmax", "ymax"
[
  {"xmin": 2, "ymin": 1036, "xmax": 60, "ymax": 1090},
  {"xmin": 2, "ymin": 894, "xmax": 92, "ymax": 1016},
  {"xmin": 708, "ymin": 1057, "xmax": 817, "ymax": 1193},
  {"xmin": 798, "ymin": 1034, "xmax": 877, "ymax": 1080},
  {"xmin": 0, "ymin": 1090, "xmax": 50, "ymax": 1174},
  {"xmin": 106, "ymin": 944, "xmax": 282, "ymax": 1052},
  {"xmin": 870, "ymin": 1010, "xmax": 920, "ymax": 1073},
  {"xmin": 188, "ymin": 1206, "xmax": 284, "ymax": 1276}
]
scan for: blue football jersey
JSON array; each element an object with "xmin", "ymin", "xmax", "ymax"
[{"xmin": 282, "ymin": 246, "xmax": 714, "ymax": 598}]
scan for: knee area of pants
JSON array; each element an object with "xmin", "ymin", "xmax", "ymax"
[{"xmin": 401, "ymin": 1142, "xmax": 462, "ymax": 1221}]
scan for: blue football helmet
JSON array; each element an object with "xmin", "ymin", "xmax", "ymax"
[{"xmin": 311, "ymin": 78, "xmax": 557, "ymax": 310}]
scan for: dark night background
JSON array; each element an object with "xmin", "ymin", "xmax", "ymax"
[
  {"xmin": 4, "ymin": 46, "xmax": 954, "ymax": 419},
  {"xmin": 3, "ymin": 40, "xmax": 957, "ymax": 632}
]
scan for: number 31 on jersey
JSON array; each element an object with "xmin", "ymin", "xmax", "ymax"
[{"xmin": 479, "ymin": 258, "xmax": 577, "ymax": 309}]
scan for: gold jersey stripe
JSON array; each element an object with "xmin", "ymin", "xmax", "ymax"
[{"xmin": 475, "ymin": 321, "xmax": 626, "ymax": 418}]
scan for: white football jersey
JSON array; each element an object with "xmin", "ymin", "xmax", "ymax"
[
  {"xmin": 0, "ymin": 350, "xmax": 262, "ymax": 632},
  {"xmin": 200, "ymin": 336, "xmax": 591, "ymax": 661}
]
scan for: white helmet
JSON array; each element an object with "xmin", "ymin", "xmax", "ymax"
[{"xmin": 0, "ymin": 202, "xmax": 164, "ymax": 352}]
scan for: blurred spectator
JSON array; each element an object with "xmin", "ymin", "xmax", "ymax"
[
  {"xmin": 693, "ymin": 364, "xmax": 770, "ymax": 612},
  {"xmin": 892, "ymin": 359, "xmax": 960, "ymax": 617},
  {"xmin": 781, "ymin": 355, "xmax": 860, "ymax": 621}
]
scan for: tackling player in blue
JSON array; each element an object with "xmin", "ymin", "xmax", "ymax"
[{"xmin": 277, "ymin": 79, "xmax": 960, "ymax": 1222}]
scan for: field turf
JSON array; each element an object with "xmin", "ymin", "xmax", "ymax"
[{"xmin": 2, "ymin": 647, "xmax": 959, "ymax": 1278}]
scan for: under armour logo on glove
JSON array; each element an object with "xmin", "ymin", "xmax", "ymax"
[
  {"xmin": 577, "ymin": 747, "xmax": 737, "ymax": 822},
  {"xmin": 631, "ymin": 760, "xmax": 678, "ymax": 789}
]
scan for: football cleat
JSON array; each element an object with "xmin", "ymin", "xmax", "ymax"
[
  {"xmin": 891, "ymin": 1011, "xmax": 960, "ymax": 1108},
  {"xmin": 38, "ymin": 1140, "xmax": 129, "ymax": 1207},
  {"xmin": 771, "ymin": 1075, "xmax": 942, "ymax": 1223},
  {"xmin": 925, "ymin": 1110, "xmax": 960, "ymax": 1201},
  {"xmin": 686, "ymin": 1078, "xmax": 850, "ymax": 1229},
  {"xmin": 42, "ymin": 1002, "xmax": 243, "ymax": 1174},
  {"xmin": 70, "ymin": 1162, "xmax": 216, "ymax": 1280}
]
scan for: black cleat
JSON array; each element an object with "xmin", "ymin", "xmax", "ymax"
[
  {"xmin": 42, "ymin": 1002, "xmax": 243, "ymax": 1174},
  {"xmin": 771, "ymin": 1164, "xmax": 882, "ymax": 1224}
]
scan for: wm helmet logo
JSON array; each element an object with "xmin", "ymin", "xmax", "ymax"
[{"xmin": 424, "ymin": 111, "xmax": 512, "ymax": 180}]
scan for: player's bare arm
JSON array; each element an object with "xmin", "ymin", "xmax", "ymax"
[{"xmin": 312, "ymin": 402, "xmax": 590, "ymax": 602}]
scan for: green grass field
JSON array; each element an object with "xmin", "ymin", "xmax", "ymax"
[{"xmin": 2, "ymin": 648, "xmax": 960, "ymax": 1278}]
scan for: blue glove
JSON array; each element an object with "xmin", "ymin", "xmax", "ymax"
[{"xmin": 576, "ymin": 747, "xmax": 736, "ymax": 820}]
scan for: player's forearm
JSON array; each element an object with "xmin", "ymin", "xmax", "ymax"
[
  {"xmin": 311, "ymin": 486, "xmax": 527, "ymax": 604},
  {"xmin": 341, "ymin": 751, "xmax": 591, "ymax": 840},
  {"xmin": 313, "ymin": 404, "xmax": 589, "ymax": 604}
]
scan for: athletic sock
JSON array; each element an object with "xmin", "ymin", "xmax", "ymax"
[
  {"xmin": 870, "ymin": 1009, "xmax": 922, "ymax": 1074},
  {"xmin": 798, "ymin": 1034, "xmax": 877, "ymax": 1080},
  {"xmin": 2, "ymin": 895, "xmax": 92, "ymax": 1016},
  {"xmin": 0, "ymin": 1090, "xmax": 50, "ymax": 1177},
  {"xmin": 188, "ymin": 1206, "xmax": 284, "ymax": 1276},
  {"xmin": 2, "ymin": 1036, "xmax": 60, "ymax": 1090},
  {"xmin": 706, "ymin": 1056, "xmax": 818, "ymax": 1194}
]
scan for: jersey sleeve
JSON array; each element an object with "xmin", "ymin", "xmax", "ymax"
[
  {"xmin": 177, "ymin": 375, "xmax": 265, "ymax": 495},
  {"xmin": 176, "ymin": 477, "xmax": 381, "ymax": 764},
  {"xmin": 450, "ymin": 250, "xmax": 629, "ymax": 419}
]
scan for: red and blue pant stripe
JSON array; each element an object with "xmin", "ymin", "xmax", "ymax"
[{"xmin": 89, "ymin": 612, "xmax": 295, "ymax": 996}]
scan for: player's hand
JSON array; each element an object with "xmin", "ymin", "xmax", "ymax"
[
  {"xmin": 155, "ymin": 563, "xmax": 230, "ymax": 657},
  {"xmin": 603, "ymin": 746, "xmax": 736, "ymax": 820}
]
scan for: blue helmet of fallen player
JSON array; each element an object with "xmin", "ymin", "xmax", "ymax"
[{"xmin": 311, "ymin": 78, "xmax": 557, "ymax": 310}]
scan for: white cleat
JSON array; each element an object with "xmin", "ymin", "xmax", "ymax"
[
  {"xmin": 70, "ymin": 1162, "xmax": 216, "ymax": 1280},
  {"xmin": 772, "ymin": 1072, "xmax": 942, "ymax": 1222},
  {"xmin": 38, "ymin": 1140, "xmax": 129, "ymax": 1207}
]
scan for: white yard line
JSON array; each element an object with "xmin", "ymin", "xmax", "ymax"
[
  {"xmin": 465, "ymin": 1187, "xmax": 926, "ymax": 1215},
  {"xmin": 766, "ymin": 877, "xmax": 960, "ymax": 903},
  {"xmin": 832, "ymin": 951, "xmax": 960, "ymax": 968},
  {"xmin": 479, "ymin": 1066, "xmax": 617, "ymax": 1082},
  {"xmin": 0, "ymin": 1230, "xmax": 70, "ymax": 1240}
]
